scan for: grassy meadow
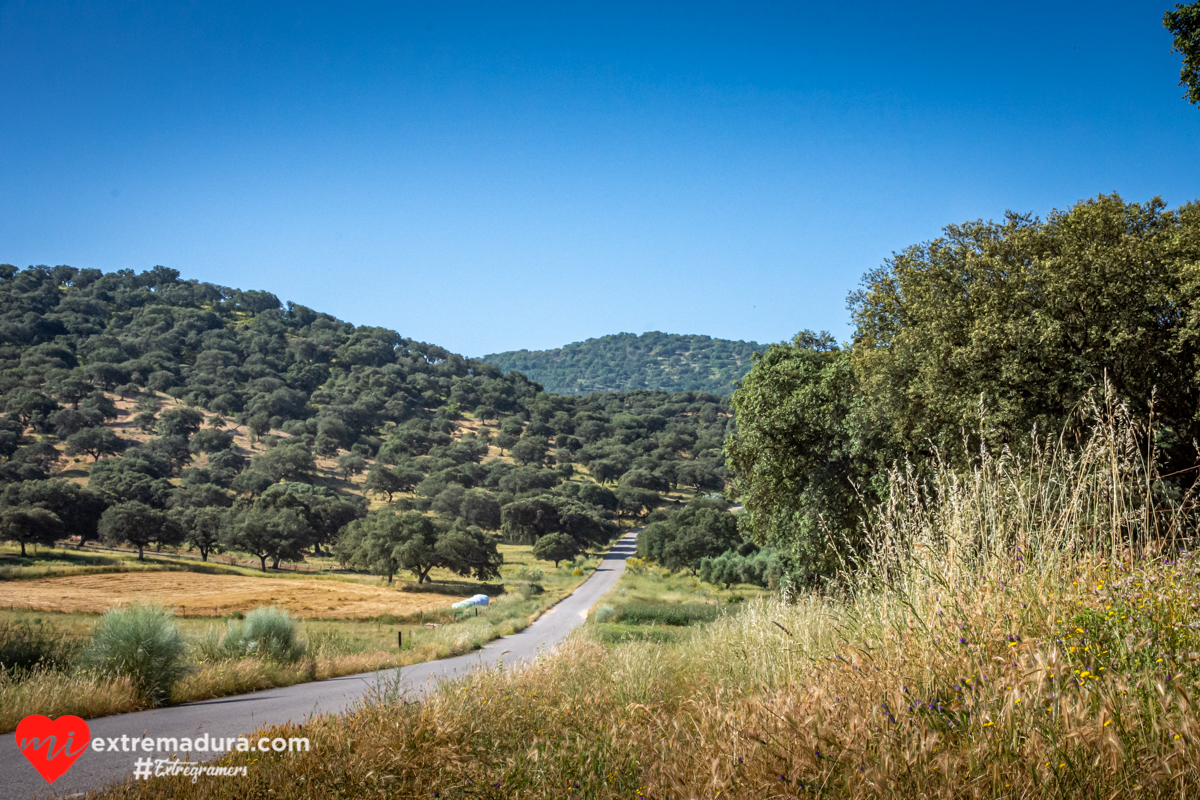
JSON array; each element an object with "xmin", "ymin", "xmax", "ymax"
[
  {"xmin": 587, "ymin": 556, "xmax": 771, "ymax": 645},
  {"xmin": 88, "ymin": 412, "xmax": 1200, "ymax": 799}
]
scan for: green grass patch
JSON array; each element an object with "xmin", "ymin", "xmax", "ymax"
[
  {"xmin": 590, "ymin": 621, "xmax": 686, "ymax": 644},
  {"xmin": 605, "ymin": 600, "xmax": 722, "ymax": 626}
]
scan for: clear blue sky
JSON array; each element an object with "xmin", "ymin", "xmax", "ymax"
[{"xmin": 1, "ymin": 1, "xmax": 1197, "ymax": 356}]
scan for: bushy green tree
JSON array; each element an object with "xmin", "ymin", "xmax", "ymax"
[
  {"xmin": 511, "ymin": 437, "xmax": 548, "ymax": 466},
  {"xmin": 189, "ymin": 428, "xmax": 235, "ymax": 454},
  {"xmin": 224, "ymin": 507, "xmax": 311, "ymax": 572},
  {"xmin": 365, "ymin": 462, "xmax": 421, "ymax": 501},
  {"xmin": 256, "ymin": 482, "xmax": 363, "ymax": 555},
  {"xmin": 637, "ymin": 498, "xmax": 741, "ymax": 575},
  {"xmin": 532, "ymin": 532, "xmax": 580, "ymax": 567},
  {"xmin": 0, "ymin": 479, "xmax": 107, "ymax": 544},
  {"xmin": 172, "ymin": 505, "xmax": 227, "ymax": 561},
  {"xmin": 66, "ymin": 426, "xmax": 129, "ymax": 461},
  {"xmin": 1166, "ymin": 1, "xmax": 1200, "ymax": 106},
  {"xmin": 460, "ymin": 489, "xmax": 502, "ymax": 530},
  {"xmin": 248, "ymin": 442, "xmax": 315, "ymax": 484},
  {"xmin": 436, "ymin": 523, "xmax": 503, "ymax": 580},
  {"xmin": 337, "ymin": 452, "xmax": 367, "ymax": 480},
  {"xmin": 336, "ymin": 510, "xmax": 443, "ymax": 583},
  {"xmin": 157, "ymin": 407, "xmax": 205, "ymax": 439},
  {"xmin": 99, "ymin": 501, "xmax": 184, "ymax": 560},
  {"xmin": 0, "ymin": 506, "xmax": 63, "ymax": 556}
]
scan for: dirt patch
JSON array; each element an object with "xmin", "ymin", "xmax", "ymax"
[{"xmin": 0, "ymin": 572, "xmax": 462, "ymax": 618}]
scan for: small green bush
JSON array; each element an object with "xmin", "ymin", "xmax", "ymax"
[
  {"xmin": 222, "ymin": 606, "xmax": 305, "ymax": 663},
  {"xmin": 593, "ymin": 605, "xmax": 617, "ymax": 623},
  {"xmin": 83, "ymin": 604, "xmax": 185, "ymax": 706},
  {"xmin": 513, "ymin": 566, "xmax": 543, "ymax": 582},
  {"xmin": 517, "ymin": 582, "xmax": 544, "ymax": 600}
]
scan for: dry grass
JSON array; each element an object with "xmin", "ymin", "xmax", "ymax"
[
  {"xmin": 87, "ymin": 401, "xmax": 1200, "ymax": 799},
  {"xmin": 0, "ymin": 668, "xmax": 141, "ymax": 733},
  {"xmin": 0, "ymin": 572, "xmax": 461, "ymax": 617}
]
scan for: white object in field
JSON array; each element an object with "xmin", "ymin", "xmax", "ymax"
[{"xmin": 451, "ymin": 594, "xmax": 490, "ymax": 609}]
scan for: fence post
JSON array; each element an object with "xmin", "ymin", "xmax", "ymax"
[{"xmin": 397, "ymin": 631, "xmax": 402, "ymax": 650}]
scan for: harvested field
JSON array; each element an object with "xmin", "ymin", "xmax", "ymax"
[{"xmin": 0, "ymin": 572, "xmax": 462, "ymax": 618}]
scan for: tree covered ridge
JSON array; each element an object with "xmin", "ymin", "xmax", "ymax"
[
  {"xmin": 482, "ymin": 331, "xmax": 765, "ymax": 395},
  {"xmin": 0, "ymin": 262, "xmax": 738, "ymax": 580},
  {"xmin": 727, "ymin": 193, "xmax": 1200, "ymax": 587}
]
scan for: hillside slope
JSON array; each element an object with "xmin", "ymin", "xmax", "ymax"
[
  {"xmin": 481, "ymin": 331, "xmax": 765, "ymax": 395},
  {"xmin": 0, "ymin": 264, "xmax": 732, "ymax": 562}
]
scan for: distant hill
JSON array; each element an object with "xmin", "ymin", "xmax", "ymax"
[{"xmin": 482, "ymin": 332, "xmax": 765, "ymax": 395}]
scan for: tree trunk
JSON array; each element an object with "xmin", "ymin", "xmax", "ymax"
[
  {"xmin": 387, "ymin": 573, "xmax": 393, "ymax": 584},
  {"xmin": 259, "ymin": 555, "xmax": 268, "ymax": 572},
  {"xmin": 271, "ymin": 555, "xmax": 281, "ymax": 570},
  {"xmin": 199, "ymin": 548, "xmax": 209, "ymax": 562},
  {"xmin": 20, "ymin": 541, "xmax": 26, "ymax": 557},
  {"xmin": 137, "ymin": 544, "xmax": 145, "ymax": 560}
]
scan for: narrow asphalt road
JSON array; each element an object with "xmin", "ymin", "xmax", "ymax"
[{"xmin": 2, "ymin": 530, "xmax": 639, "ymax": 800}]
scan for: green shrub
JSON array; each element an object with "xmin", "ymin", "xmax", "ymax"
[
  {"xmin": 698, "ymin": 548, "xmax": 784, "ymax": 589},
  {"xmin": 0, "ymin": 620, "xmax": 83, "ymax": 672},
  {"xmin": 513, "ymin": 566, "xmax": 543, "ymax": 582},
  {"xmin": 593, "ymin": 605, "xmax": 617, "ymax": 623},
  {"xmin": 83, "ymin": 604, "xmax": 185, "ymax": 706},
  {"xmin": 516, "ymin": 582, "xmax": 544, "ymax": 600},
  {"xmin": 222, "ymin": 606, "xmax": 305, "ymax": 663}
]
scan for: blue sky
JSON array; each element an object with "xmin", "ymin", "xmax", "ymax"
[{"xmin": 1, "ymin": 1, "xmax": 1197, "ymax": 356}]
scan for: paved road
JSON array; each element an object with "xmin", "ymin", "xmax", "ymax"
[{"xmin": 2, "ymin": 530, "xmax": 638, "ymax": 799}]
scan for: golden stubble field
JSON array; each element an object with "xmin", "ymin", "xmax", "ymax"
[{"xmin": 0, "ymin": 572, "xmax": 460, "ymax": 618}]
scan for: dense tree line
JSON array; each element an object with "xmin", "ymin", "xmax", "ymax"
[
  {"xmin": 727, "ymin": 194, "xmax": 1200, "ymax": 587},
  {"xmin": 483, "ymin": 332, "xmax": 765, "ymax": 395},
  {"xmin": 0, "ymin": 264, "xmax": 733, "ymax": 580}
]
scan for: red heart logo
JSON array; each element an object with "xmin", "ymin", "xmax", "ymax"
[{"xmin": 15, "ymin": 715, "xmax": 91, "ymax": 784}]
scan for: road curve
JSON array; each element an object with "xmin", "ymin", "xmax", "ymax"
[{"xmin": 2, "ymin": 530, "xmax": 639, "ymax": 800}]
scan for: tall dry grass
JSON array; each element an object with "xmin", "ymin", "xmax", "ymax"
[
  {"xmin": 91, "ymin": 404, "xmax": 1200, "ymax": 799},
  {"xmin": 0, "ymin": 668, "xmax": 141, "ymax": 732}
]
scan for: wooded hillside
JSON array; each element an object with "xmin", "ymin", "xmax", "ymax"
[
  {"xmin": 0, "ymin": 265, "xmax": 732, "ymax": 572},
  {"xmin": 482, "ymin": 331, "xmax": 765, "ymax": 395}
]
